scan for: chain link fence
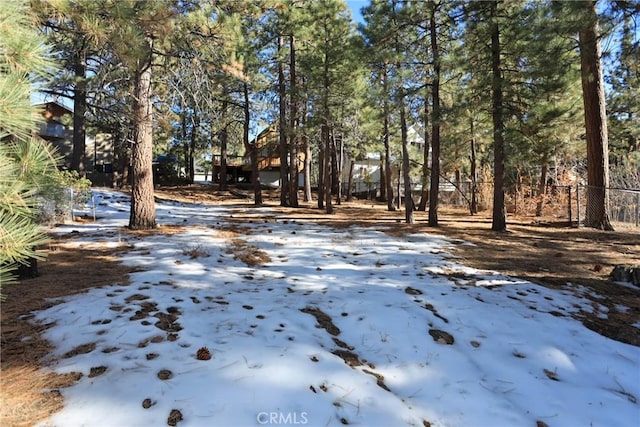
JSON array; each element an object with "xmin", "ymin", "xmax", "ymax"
[
  {"xmin": 438, "ymin": 181, "xmax": 640, "ymax": 229},
  {"xmin": 37, "ymin": 186, "xmax": 94, "ymax": 225}
]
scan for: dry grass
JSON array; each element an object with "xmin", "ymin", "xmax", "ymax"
[{"xmin": 227, "ymin": 238, "xmax": 272, "ymax": 267}]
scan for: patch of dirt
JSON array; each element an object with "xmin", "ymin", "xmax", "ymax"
[
  {"xmin": 167, "ymin": 408, "xmax": 183, "ymax": 426},
  {"xmin": 300, "ymin": 307, "xmax": 341, "ymax": 336},
  {"xmin": 0, "ymin": 239, "xmax": 137, "ymax": 427},
  {"xmin": 429, "ymin": 329, "xmax": 455, "ymax": 345},
  {"xmin": 157, "ymin": 369, "xmax": 173, "ymax": 380},
  {"xmin": 226, "ymin": 238, "xmax": 271, "ymax": 266},
  {"xmin": 62, "ymin": 342, "xmax": 96, "ymax": 359},
  {"xmin": 88, "ymin": 366, "xmax": 108, "ymax": 378}
]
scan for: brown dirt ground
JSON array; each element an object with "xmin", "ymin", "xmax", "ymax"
[{"xmin": 1, "ymin": 184, "xmax": 638, "ymax": 426}]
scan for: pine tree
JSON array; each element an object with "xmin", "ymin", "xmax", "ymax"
[
  {"xmin": 577, "ymin": 0, "xmax": 614, "ymax": 230},
  {"xmin": 0, "ymin": 0, "xmax": 59, "ymax": 288}
]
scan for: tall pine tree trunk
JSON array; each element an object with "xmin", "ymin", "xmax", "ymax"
[
  {"xmin": 469, "ymin": 115, "xmax": 478, "ymax": 214},
  {"xmin": 490, "ymin": 1, "xmax": 507, "ymax": 232},
  {"xmin": 301, "ymin": 97, "xmax": 312, "ymax": 203},
  {"xmin": 243, "ymin": 82, "xmax": 262, "ymax": 205},
  {"xmin": 418, "ymin": 93, "xmax": 430, "ymax": 211},
  {"xmin": 400, "ymin": 97, "xmax": 414, "ymax": 224},
  {"xmin": 346, "ymin": 159, "xmax": 355, "ymax": 202},
  {"xmin": 181, "ymin": 110, "xmax": 188, "ymax": 183},
  {"xmin": 219, "ymin": 93, "xmax": 229, "ymax": 191},
  {"xmin": 322, "ymin": 28, "xmax": 332, "ymax": 214},
  {"xmin": 189, "ymin": 114, "xmax": 199, "ymax": 185},
  {"xmin": 72, "ymin": 46, "xmax": 86, "ymax": 177},
  {"xmin": 428, "ymin": 5, "xmax": 440, "ymax": 226},
  {"xmin": 129, "ymin": 39, "xmax": 156, "ymax": 230},
  {"xmin": 536, "ymin": 158, "xmax": 548, "ymax": 217},
  {"xmin": 383, "ymin": 65, "xmax": 395, "ymax": 211},
  {"xmin": 278, "ymin": 35, "xmax": 289, "ymax": 207},
  {"xmin": 289, "ymin": 35, "xmax": 299, "ymax": 207},
  {"xmin": 578, "ymin": 0, "xmax": 613, "ymax": 230}
]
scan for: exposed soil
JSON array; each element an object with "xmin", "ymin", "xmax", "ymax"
[{"xmin": 1, "ymin": 184, "xmax": 638, "ymax": 427}]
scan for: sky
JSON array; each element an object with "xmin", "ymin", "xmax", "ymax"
[
  {"xmin": 346, "ymin": 0, "xmax": 367, "ymax": 24},
  {"xmin": 32, "ymin": 189, "xmax": 640, "ymax": 427}
]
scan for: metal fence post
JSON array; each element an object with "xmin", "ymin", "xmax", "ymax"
[
  {"xmin": 636, "ymin": 191, "xmax": 640, "ymax": 227},
  {"xmin": 576, "ymin": 184, "xmax": 581, "ymax": 227},
  {"xmin": 567, "ymin": 186, "xmax": 572, "ymax": 225}
]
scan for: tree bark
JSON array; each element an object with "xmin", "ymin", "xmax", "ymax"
[
  {"xmin": 428, "ymin": 5, "xmax": 440, "ymax": 226},
  {"xmin": 278, "ymin": 35, "xmax": 289, "ymax": 207},
  {"xmin": 181, "ymin": 110, "xmax": 189, "ymax": 183},
  {"xmin": 189, "ymin": 113, "xmax": 199, "ymax": 185},
  {"xmin": 490, "ymin": 1, "xmax": 507, "ymax": 232},
  {"xmin": 535, "ymin": 158, "xmax": 548, "ymax": 217},
  {"xmin": 289, "ymin": 35, "xmax": 299, "ymax": 207},
  {"xmin": 469, "ymin": 116, "xmax": 478, "ymax": 214},
  {"xmin": 322, "ymin": 27, "xmax": 332, "ymax": 214},
  {"xmin": 418, "ymin": 93, "xmax": 430, "ymax": 211},
  {"xmin": 400, "ymin": 96, "xmax": 414, "ymax": 224},
  {"xmin": 579, "ymin": 0, "xmax": 614, "ymax": 230},
  {"xmin": 301, "ymin": 98, "xmax": 312, "ymax": 203},
  {"xmin": 219, "ymin": 91, "xmax": 229, "ymax": 191},
  {"xmin": 129, "ymin": 39, "xmax": 156, "ymax": 230},
  {"xmin": 72, "ymin": 46, "xmax": 87, "ymax": 177},
  {"xmin": 346, "ymin": 159, "xmax": 355, "ymax": 202},
  {"xmin": 383, "ymin": 65, "xmax": 395, "ymax": 211},
  {"xmin": 243, "ymin": 82, "xmax": 262, "ymax": 205},
  {"xmin": 331, "ymin": 133, "xmax": 340, "ymax": 196}
]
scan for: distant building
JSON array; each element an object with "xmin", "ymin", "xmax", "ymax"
[
  {"xmin": 242, "ymin": 124, "xmax": 307, "ymax": 188},
  {"xmin": 341, "ymin": 124, "xmax": 430, "ymax": 198},
  {"xmin": 35, "ymin": 101, "xmax": 114, "ymax": 184},
  {"xmin": 35, "ymin": 101, "xmax": 73, "ymax": 167}
]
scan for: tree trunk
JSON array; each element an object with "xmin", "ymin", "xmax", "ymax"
[
  {"xmin": 300, "ymin": 87, "xmax": 312, "ymax": 203},
  {"xmin": 243, "ymin": 82, "xmax": 262, "ymax": 205},
  {"xmin": 346, "ymin": 159, "xmax": 355, "ymax": 202},
  {"xmin": 318, "ymin": 142, "xmax": 325, "ymax": 209},
  {"xmin": 189, "ymin": 113, "xmax": 199, "ymax": 185},
  {"xmin": 219, "ymin": 93, "xmax": 229, "ymax": 191},
  {"xmin": 379, "ymin": 153, "xmax": 386, "ymax": 201},
  {"xmin": 322, "ymin": 27, "xmax": 332, "ymax": 214},
  {"xmin": 324, "ymin": 125, "xmax": 333, "ymax": 214},
  {"xmin": 418, "ymin": 93, "xmax": 430, "ymax": 211},
  {"xmin": 428, "ymin": 6, "xmax": 440, "ymax": 226},
  {"xmin": 535, "ymin": 159, "xmax": 548, "ymax": 217},
  {"xmin": 72, "ymin": 46, "xmax": 86, "ymax": 177},
  {"xmin": 331, "ymin": 133, "xmax": 340, "ymax": 196},
  {"xmin": 469, "ymin": 116, "xmax": 478, "ymax": 214},
  {"xmin": 278, "ymin": 35, "xmax": 289, "ymax": 207},
  {"xmin": 129, "ymin": 40, "xmax": 156, "ymax": 230},
  {"xmin": 400, "ymin": 97, "xmax": 414, "ymax": 224},
  {"xmin": 579, "ymin": 0, "xmax": 613, "ymax": 230},
  {"xmin": 181, "ymin": 110, "xmax": 189, "ymax": 183},
  {"xmin": 490, "ymin": 1, "xmax": 507, "ymax": 232},
  {"xmin": 383, "ymin": 65, "xmax": 395, "ymax": 211},
  {"xmin": 289, "ymin": 35, "xmax": 299, "ymax": 207}
]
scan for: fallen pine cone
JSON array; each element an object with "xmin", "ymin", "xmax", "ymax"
[
  {"xmin": 196, "ymin": 346, "xmax": 211, "ymax": 360},
  {"xmin": 168, "ymin": 409, "xmax": 183, "ymax": 426}
]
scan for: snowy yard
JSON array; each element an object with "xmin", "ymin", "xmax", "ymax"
[{"xmin": 33, "ymin": 190, "xmax": 639, "ymax": 427}]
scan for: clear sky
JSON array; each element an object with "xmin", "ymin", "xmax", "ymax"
[{"xmin": 345, "ymin": 0, "xmax": 367, "ymax": 24}]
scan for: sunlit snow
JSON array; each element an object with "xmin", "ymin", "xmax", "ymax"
[{"xmin": 34, "ymin": 190, "xmax": 639, "ymax": 427}]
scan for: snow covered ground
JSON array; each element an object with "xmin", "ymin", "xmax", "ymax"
[{"xmin": 34, "ymin": 190, "xmax": 639, "ymax": 427}]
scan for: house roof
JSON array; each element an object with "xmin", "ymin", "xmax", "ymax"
[{"xmin": 34, "ymin": 100, "xmax": 73, "ymax": 115}]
